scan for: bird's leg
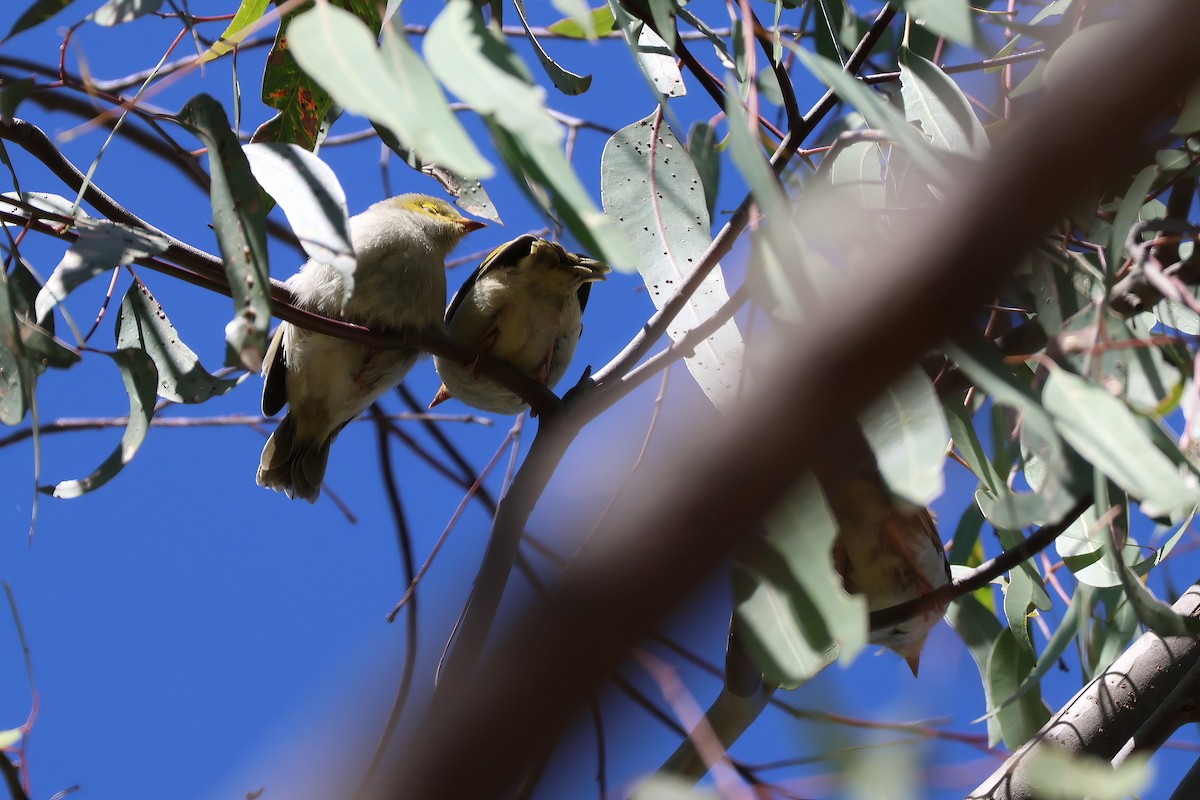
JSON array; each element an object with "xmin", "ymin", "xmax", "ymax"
[{"xmin": 468, "ymin": 325, "xmax": 500, "ymax": 379}]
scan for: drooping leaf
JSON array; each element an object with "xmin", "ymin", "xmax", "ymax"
[
  {"xmin": 601, "ymin": 112, "xmax": 745, "ymax": 412},
  {"xmin": 1109, "ymin": 165, "xmax": 1158, "ymax": 269},
  {"xmin": 34, "ymin": 219, "xmax": 169, "ymax": 325},
  {"xmin": 827, "ymin": 139, "xmax": 886, "ymax": 209},
  {"xmin": 373, "ymin": 124, "xmax": 502, "ymax": 224},
  {"xmin": 899, "ymin": 47, "xmax": 987, "ymax": 155},
  {"xmin": 196, "ymin": 0, "xmax": 271, "ymax": 65},
  {"xmin": 6, "ymin": 0, "xmax": 79, "ymax": 39},
  {"xmin": 735, "ymin": 477, "xmax": 867, "ymax": 688},
  {"xmin": 945, "ymin": 595, "xmax": 1003, "ymax": 745},
  {"xmin": 943, "ymin": 398, "xmax": 1003, "ymax": 496},
  {"xmin": 0, "ymin": 78, "xmax": 34, "ymax": 125},
  {"xmin": 795, "ymin": 48, "xmax": 950, "ymax": 186},
  {"xmin": 115, "ymin": 283, "xmax": 239, "ymax": 404},
  {"xmin": 512, "ymin": 0, "xmax": 592, "ymax": 95},
  {"xmin": 687, "ymin": 121, "xmax": 720, "ymax": 222},
  {"xmin": 897, "ymin": 0, "xmax": 978, "ymax": 48},
  {"xmin": 1056, "ymin": 504, "xmax": 1142, "ymax": 588},
  {"xmin": 0, "ymin": 266, "xmax": 30, "ymax": 425},
  {"xmin": 425, "ymin": 0, "xmax": 563, "ymax": 145},
  {"xmin": 1042, "ymin": 366, "xmax": 1199, "ymax": 521},
  {"xmin": 986, "ymin": 628, "xmax": 1051, "ymax": 748},
  {"xmin": 490, "ymin": 122, "xmax": 633, "ymax": 268},
  {"xmin": 8, "ymin": 258, "xmax": 80, "ymax": 375},
  {"xmin": 630, "ymin": 23, "xmax": 684, "ymax": 97},
  {"xmin": 1023, "ymin": 746, "xmax": 1152, "ymax": 800},
  {"xmin": 174, "ymin": 94, "xmax": 271, "ymax": 372},
  {"xmin": 41, "ymin": 348, "xmax": 157, "ymax": 498},
  {"xmin": 859, "ymin": 367, "xmax": 949, "ymax": 506},
  {"xmin": 90, "ymin": 0, "xmax": 164, "ymax": 26},
  {"xmin": 242, "ymin": 142, "xmax": 355, "ymax": 305},
  {"xmin": 676, "ymin": 6, "xmax": 738, "ymax": 78},
  {"xmin": 1, "ymin": 191, "xmax": 90, "ymax": 226}
]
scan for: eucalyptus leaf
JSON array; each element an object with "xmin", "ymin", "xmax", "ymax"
[
  {"xmin": 601, "ymin": 112, "xmax": 746, "ymax": 413},
  {"xmin": 0, "ymin": 267, "xmax": 29, "ymax": 426},
  {"xmin": 946, "ymin": 595, "xmax": 1004, "ymax": 745},
  {"xmin": 115, "ymin": 283, "xmax": 238, "ymax": 404},
  {"xmin": 6, "ymin": 0, "xmax": 79, "ymax": 39},
  {"xmin": 687, "ymin": 121, "xmax": 720, "ymax": 222},
  {"xmin": 196, "ymin": 0, "xmax": 270, "ymax": 64},
  {"xmin": 513, "ymin": 0, "xmax": 592, "ymax": 95},
  {"xmin": 175, "ymin": 94, "xmax": 271, "ymax": 372},
  {"xmin": 287, "ymin": 6, "xmax": 492, "ymax": 178},
  {"xmin": 1042, "ymin": 366, "xmax": 1199, "ymax": 521},
  {"xmin": 897, "ymin": 0, "xmax": 977, "ymax": 48},
  {"xmin": 899, "ymin": 47, "xmax": 987, "ymax": 155},
  {"xmin": 1023, "ymin": 746, "xmax": 1151, "ymax": 800},
  {"xmin": 859, "ymin": 367, "xmax": 949, "ymax": 506},
  {"xmin": 243, "ymin": 142, "xmax": 355, "ymax": 306},
  {"xmin": 633, "ymin": 23, "xmax": 685, "ymax": 97},
  {"xmin": 547, "ymin": 5, "xmax": 614, "ymax": 38},
  {"xmin": 986, "ymin": 628, "xmax": 1051, "ymax": 748},
  {"xmin": 1109, "ymin": 165, "xmax": 1157, "ymax": 269},
  {"xmin": 42, "ymin": 348, "xmax": 157, "ymax": 498},
  {"xmin": 33, "ymin": 219, "xmax": 169, "ymax": 325},
  {"xmin": 1, "ymin": 191, "xmax": 90, "ymax": 226},
  {"xmin": 373, "ymin": 124, "xmax": 502, "ymax": 224},
  {"xmin": 91, "ymin": 0, "xmax": 164, "ymax": 26},
  {"xmin": 550, "ymin": 0, "xmax": 598, "ymax": 40}
]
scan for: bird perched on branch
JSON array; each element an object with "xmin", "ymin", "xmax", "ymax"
[
  {"xmin": 429, "ymin": 235, "xmax": 610, "ymax": 415},
  {"xmin": 827, "ymin": 473, "xmax": 951, "ymax": 676},
  {"xmin": 257, "ymin": 194, "xmax": 485, "ymax": 502}
]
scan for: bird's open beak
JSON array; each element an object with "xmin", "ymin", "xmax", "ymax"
[{"xmin": 458, "ymin": 219, "xmax": 487, "ymax": 233}]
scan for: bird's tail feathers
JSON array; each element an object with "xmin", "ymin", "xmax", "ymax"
[{"xmin": 256, "ymin": 414, "xmax": 332, "ymax": 503}]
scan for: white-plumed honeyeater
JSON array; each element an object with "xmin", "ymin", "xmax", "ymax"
[
  {"xmin": 430, "ymin": 235, "xmax": 610, "ymax": 414},
  {"xmin": 258, "ymin": 194, "xmax": 484, "ymax": 501}
]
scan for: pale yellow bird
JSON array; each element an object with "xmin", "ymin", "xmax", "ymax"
[
  {"xmin": 258, "ymin": 194, "xmax": 484, "ymax": 501},
  {"xmin": 430, "ymin": 235, "xmax": 610, "ymax": 414}
]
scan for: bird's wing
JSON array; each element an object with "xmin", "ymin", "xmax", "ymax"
[
  {"xmin": 444, "ymin": 234, "xmax": 538, "ymax": 323},
  {"xmin": 261, "ymin": 325, "xmax": 288, "ymax": 416}
]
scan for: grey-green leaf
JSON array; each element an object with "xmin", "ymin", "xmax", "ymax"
[
  {"xmin": 897, "ymin": 0, "xmax": 977, "ymax": 48},
  {"xmin": 425, "ymin": 0, "xmax": 563, "ymax": 145},
  {"xmin": 6, "ymin": 0, "xmax": 79, "ymax": 39},
  {"xmin": 859, "ymin": 366, "xmax": 948, "ymax": 506},
  {"xmin": 286, "ymin": 6, "xmax": 493, "ymax": 179},
  {"xmin": 687, "ymin": 121, "xmax": 720, "ymax": 221},
  {"xmin": 34, "ymin": 219, "xmax": 168, "ymax": 325},
  {"xmin": 899, "ymin": 47, "xmax": 987, "ymax": 155},
  {"xmin": 115, "ymin": 283, "xmax": 238, "ymax": 404},
  {"xmin": 175, "ymin": 93, "xmax": 272, "ymax": 372},
  {"xmin": 373, "ymin": 123, "xmax": 502, "ymax": 224},
  {"xmin": 513, "ymin": 0, "xmax": 592, "ymax": 95},
  {"xmin": 0, "ymin": 267, "xmax": 29, "ymax": 425},
  {"xmin": 986, "ymin": 628, "xmax": 1051, "ymax": 748},
  {"xmin": 1042, "ymin": 366, "xmax": 1199, "ymax": 521},
  {"xmin": 1023, "ymin": 746, "xmax": 1151, "ymax": 800},
  {"xmin": 42, "ymin": 348, "xmax": 157, "ymax": 498},
  {"xmin": 600, "ymin": 112, "xmax": 745, "ymax": 413},
  {"xmin": 91, "ymin": 0, "xmax": 164, "ymax": 26},
  {"xmin": 242, "ymin": 142, "xmax": 355, "ymax": 306}
]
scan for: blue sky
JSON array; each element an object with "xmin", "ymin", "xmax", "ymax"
[{"xmin": 2, "ymin": 3, "xmax": 1199, "ymax": 799}]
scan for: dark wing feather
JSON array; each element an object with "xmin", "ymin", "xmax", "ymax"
[
  {"xmin": 576, "ymin": 282, "xmax": 593, "ymax": 312},
  {"xmin": 444, "ymin": 234, "xmax": 538, "ymax": 323},
  {"xmin": 261, "ymin": 326, "xmax": 288, "ymax": 416}
]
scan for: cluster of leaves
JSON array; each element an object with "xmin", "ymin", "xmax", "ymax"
[{"xmin": 3, "ymin": 0, "xmax": 1200, "ymax": 797}]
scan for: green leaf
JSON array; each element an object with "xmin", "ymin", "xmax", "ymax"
[
  {"xmin": 989, "ymin": 593, "xmax": 1082, "ymax": 718},
  {"xmin": 687, "ymin": 121, "xmax": 720, "ymax": 222},
  {"xmin": 196, "ymin": 0, "xmax": 271, "ymax": 65},
  {"xmin": 1109, "ymin": 165, "xmax": 1158, "ymax": 269},
  {"xmin": 174, "ymin": 94, "xmax": 272, "ymax": 372},
  {"xmin": 6, "ymin": 0, "xmax": 79, "ymax": 39},
  {"xmin": 899, "ymin": 47, "xmax": 987, "ymax": 155},
  {"xmin": 489, "ymin": 122, "xmax": 634, "ymax": 270},
  {"xmin": 945, "ymin": 336, "xmax": 1084, "ymax": 528},
  {"xmin": 285, "ymin": 6, "xmax": 493, "ymax": 177},
  {"xmin": 1024, "ymin": 746, "xmax": 1152, "ymax": 800},
  {"xmin": 601, "ymin": 112, "xmax": 745, "ymax": 413},
  {"xmin": 91, "ymin": 0, "xmax": 164, "ymax": 26},
  {"xmin": 794, "ymin": 48, "xmax": 950, "ymax": 185},
  {"xmin": 897, "ymin": 0, "xmax": 977, "ymax": 48},
  {"xmin": 242, "ymin": 142, "xmax": 355, "ymax": 305},
  {"xmin": 827, "ymin": 140, "xmax": 886, "ymax": 209},
  {"xmin": 676, "ymin": 6, "xmax": 737, "ymax": 78},
  {"xmin": 631, "ymin": 775, "xmax": 721, "ymax": 800},
  {"xmin": 1172, "ymin": 81, "xmax": 1200, "ymax": 135},
  {"xmin": 513, "ymin": 0, "xmax": 592, "ymax": 95},
  {"xmin": 1056, "ymin": 504, "xmax": 1141, "ymax": 588},
  {"xmin": 646, "ymin": 0, "xmax": 677, "ymax": 51},
  {"xmin": 1042, "ymin": 366, "xmax": 1199, "ymax": 521},
  {"xmin": 1, "ymin": 191, "xmax": 90, "ymax": 226},
  {"xmin": 0, "ymin": 77, "xmax": 34, "ymax": 125},
  {"xmin": 33, "ymin": 219, "xmax": 169, "ymax": 325},
  {"xmin": 986, "ymin": 628, "xmax": 1051, "ymax": 748},
  {"xmin": 943, "ymin": 399, "xmax": 1003, "ymax": 496},
  {"xmin": 426, "ymin": 0, "xmax": 563, "ymax": 145},
  {"xmin": 735, "ymin": 476, "xmax": 867, "ymax": 687},
  {"xmin": 373, "ymin": 124, "xmax": 502, "ymax": 224},
  {"xmin": 8, "ymin": 258, "xmax": 80, "ymax": 375},
  {"xmin": 946, "ymin": 595, "xmax": 1004, "ymax": 745},
  {"xmin": 115, "ymin": 283, "xmax": 239, "ymax": 404},
  {"xmin": 42, "ymin": 348, "xmax": 157, "ymax": 498},
  {"xmin": 0, "ymin": 265, "xmax": 30, "ymax": 426},
  {"xmin": 547, "ymin": 4, "xmax": 614, "ymax": 39},
  {"xmin": 859, "ymin": 367, "xmax": 948, "ymax": 506},
  {"xmin": 631, "ymin": 23, "xmax": 685, "ymax": 97}
]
